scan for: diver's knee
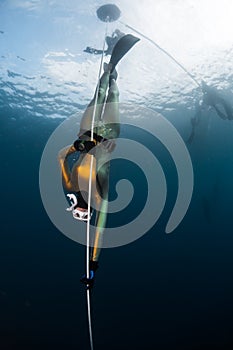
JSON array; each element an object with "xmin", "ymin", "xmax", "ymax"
[{"xmin": 108, "ymin": 88, "xmax": 119, "ymax": 101}]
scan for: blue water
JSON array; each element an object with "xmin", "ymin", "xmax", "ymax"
[{"xmin": 1, "ymin": 1, "xmax": 233, "ymax": 349}]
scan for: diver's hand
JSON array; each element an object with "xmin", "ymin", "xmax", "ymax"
[
  {"xmin": 80, "ymin": 261, "xmax": 99, "ymax": 290},
  {"xmin": 80, "ymin": 271, "xmax": 95, "ymax": 290}
]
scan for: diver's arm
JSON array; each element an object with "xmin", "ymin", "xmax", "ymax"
[
  {"xmin": 80, "ymin": 186, "xmax": 109, "ymax": 289},
  {"xmin": 187, "ymin": 105, "xmax": 202, "ymax": 144},
  {"xmin": 218, "ymin": 99, "xmax": 233, "ymax": 120},
  {"xmin": 91, "ymin": 163, "xmax": 110, "ymax": 262},
  {"xmin": 187, "ymin": 127, "xmax": 196, "ymax": 144},
  {"xmin": 58, "ymin": 145, "xmax": 76, "ymax": 160},
  {"xmin": 58, "ymin": 145, "xmax": 76, "ymax": 190},
  {"xmin": 91, "ymin": 199, "xmax": 108, "ymax": 262},
  {"xmin": 213, "ymin": 105, "xmax": 227, "ymax": 120}
]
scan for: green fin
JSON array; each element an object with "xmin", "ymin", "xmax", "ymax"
[{"xmin": 109, "ymin": 34, "xmax": 140, "ymax": 71}]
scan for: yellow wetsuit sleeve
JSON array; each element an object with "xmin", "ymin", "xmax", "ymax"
[{"xmin": 58, "ymin": 145, "xmax": 76, "ymax": 191}]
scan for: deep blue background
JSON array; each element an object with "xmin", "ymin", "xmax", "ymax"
[{"xmin": 1, "ymin": 106, "xmax": 233, "ymax": 350}]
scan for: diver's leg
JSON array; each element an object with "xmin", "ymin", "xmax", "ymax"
[
  {"xmin": 101, "ymin": 79, "xmax": 120, "ymax": 138},
  {"xmin": 187, "ymin": 128, "xmax": 195, "ymax": 144},
  {"xmin": 213, "ymin": 105, "xmax": 227, "ymax": 120},
  {"xmin": 79, "ymin": 70, "xmax": 110, "ymax": 132},
  {"xmin": 186, "ymin": 105, "xmax": 202, "ymax": 144},
  {"xmin": 221, "ymin": 100, "xmax": 233, "ymax": 120}
]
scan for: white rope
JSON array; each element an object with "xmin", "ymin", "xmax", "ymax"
[
  {"xmin": 86, "ymin": 19, "xmax": 109, "ymax": 350},
  {"xmin": 87, "ymin": 289, "xmax": 93, "ymax": 350},
  {"xmin": 119, "ymin": 20, "xmax": 201, "ymax": 88}
]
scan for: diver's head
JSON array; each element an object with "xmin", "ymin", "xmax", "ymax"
[{"xmin": 66, "ymin": 191, "xmax": 93, "ymax": 221}]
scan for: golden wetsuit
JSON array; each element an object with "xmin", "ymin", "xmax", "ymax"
[{"xmin": 58, "ymin": 69, "xmax": 120, "ymax": 264}]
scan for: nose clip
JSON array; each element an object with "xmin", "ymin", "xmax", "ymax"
[{"xmin": 66, "ymin": 193, "xmax": 78, "ymax": 211}]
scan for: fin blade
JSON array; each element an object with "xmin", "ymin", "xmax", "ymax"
[{"xmin": 109, "ymin": 34, "xmax": 140, "ymax": 71}]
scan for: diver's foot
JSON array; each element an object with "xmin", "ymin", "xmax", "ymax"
[
  {"xmin": 80, "ymin": 274, "xmax": 95, "ymax": 290},
  {"xmin": 110, "ymin": 68, "xmax": 118, "ymax": 81},
  {"xmin": 80, "ymin": 260, "xmax": 99, "ymax": 290},
  {"xmin": 104, "ymin": 62, "xmax": 113, "ymax": 73}
]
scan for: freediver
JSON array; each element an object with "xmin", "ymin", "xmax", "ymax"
[
  {"xmin": 58, "ymin": 34, "xmax": 139, "ymax": 289},
  {"xmin": 187, "ymin": 101, "xmax": 202, "ymax": 144},
  {"xmin": 84, "ymin": 29, "xmax": 125, "ymax": 56},
  {"xmin": 187, "ymin": 81, "xmax": 233, "ymax": 143},
  {"xmin": 202, "ymin": 81, "xmax": 233, "ymax": 120}
]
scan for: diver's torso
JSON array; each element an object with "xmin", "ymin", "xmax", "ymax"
[
  {"xmin": 70, "ymin": 153, "xmax": 96, "ymax": 192},
  {"xmin": 70, "ymin": 126, "xmax": 112, "ymax": 204}
]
